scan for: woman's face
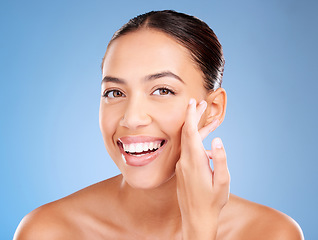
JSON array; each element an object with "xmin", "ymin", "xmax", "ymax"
[{"xmin": 100, "ymin": 29, "xmax": 208, "ymax": 189}]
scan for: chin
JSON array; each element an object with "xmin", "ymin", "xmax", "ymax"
[{"xmin": 122, "ymin": 169, "xmax": 176, "ymax": 190}]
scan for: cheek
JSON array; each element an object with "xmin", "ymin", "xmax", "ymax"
[
  {"xmin": 152, "ymin": 100, "xmax": 187, "ymax": 138},
  {"xmin": 99, "ymin": 103, "xmax": 121, "ymax": 146}
]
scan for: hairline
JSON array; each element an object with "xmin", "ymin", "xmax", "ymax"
[{"xmin": 101, "ymin": 26, "xmax": 207, "ymax": 85}]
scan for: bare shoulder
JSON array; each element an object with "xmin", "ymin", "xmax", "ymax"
[
  {"xmin": 222, "ymin": 194, "xmax": 304, "ymax": 240},
  {"xmin": 13, "ymin": 200, "xmax": 76, "ymax": 240},
  {"xmin": 14, "ymin": 175, "xmax": 123, "ymax": 240}
]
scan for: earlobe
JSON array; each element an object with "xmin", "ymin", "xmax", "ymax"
[{"xmin": 204, "ymin": 88, "xmax": 227, "ymax": 127}]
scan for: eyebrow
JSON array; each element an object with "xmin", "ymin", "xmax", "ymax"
[{"xmin": 101, "ymin": 71, "xmax": 185, "ymax": 85}]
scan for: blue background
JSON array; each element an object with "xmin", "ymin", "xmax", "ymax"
[{"xmin": 1, "ymin": 0, "xmax": 317, "ymax": 239}]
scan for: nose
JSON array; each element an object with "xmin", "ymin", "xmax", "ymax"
[{"xmin": 119, "ymin": 97, "xmax": 152, "ymax": 130}]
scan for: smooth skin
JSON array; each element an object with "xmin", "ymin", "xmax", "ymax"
[{"xmin": 14, "ymin": 29, "xmax": 303, "ymax": 240}]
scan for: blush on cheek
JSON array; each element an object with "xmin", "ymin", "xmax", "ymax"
[{"xmin": 157, "ymin": 102, "xmax": 187, "ymax": 136}]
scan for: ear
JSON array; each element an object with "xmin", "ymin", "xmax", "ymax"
[{"xmin": 202, "ymin": 88, "xmax": 227, "ymax": 127}]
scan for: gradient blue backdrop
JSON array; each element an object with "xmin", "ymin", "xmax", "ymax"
[{"xmin": 1, "ymin": 0, "xmax": 317, "ymax": 239}]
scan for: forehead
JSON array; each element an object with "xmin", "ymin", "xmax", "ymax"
[{"xmin": 102, "ymin": 29, "xmax": 204, "ymax": 84}]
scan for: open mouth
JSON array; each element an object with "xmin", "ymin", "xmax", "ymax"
[{"xmin": 117, "ymin": 140, "xmax": 166, "ymax": 156}]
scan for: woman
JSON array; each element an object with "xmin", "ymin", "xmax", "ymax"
[{"xmin": 14, "ymin": 10, "xmax": 303, "ymax": 239}]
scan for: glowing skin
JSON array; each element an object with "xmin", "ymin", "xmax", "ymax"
[
  {"xmin": 99, "ymin": 29, "xmax": 209, "ymax": 189},
  {"xmin": 14, "ymin": 28, "xmax": 304, "ymax": 240}
]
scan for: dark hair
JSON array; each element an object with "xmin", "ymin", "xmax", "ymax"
[{"xmin": 102, "ymin": 10, "xmax": 225, "ymax": 91}]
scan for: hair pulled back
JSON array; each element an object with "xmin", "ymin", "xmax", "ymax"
[{"xmin": 102, "ymin": 10, "xmax": 225, "ymax": 91}]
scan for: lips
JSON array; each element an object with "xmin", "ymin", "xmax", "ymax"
[{"xmin": 117, "ymin": 136, "xmax": 167, "ymax": 167}]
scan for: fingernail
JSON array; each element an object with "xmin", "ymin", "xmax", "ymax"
[
  {"xmin": 214, "ymin": 138, "xmax": 223, "ymax": 149},
  {"xmin": 189, "ymin": 98, "xmax": 195, "ymax": 105},
  {"xmin": 199, "ymin": 100, "xmax": 206, "ymax": 105},
  {"xmin": 199, "ymin": 100, "xmax": 207, "ymax": 111}
]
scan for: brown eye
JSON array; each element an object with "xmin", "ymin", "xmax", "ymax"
[
  {"xmin": 160, "ymin": 89, "xmax": 169, "ymax": 95},
  {"xmin": 153, "ymin": 87, "xmax": 175, "ymax": 96},
  {"xmin": 104, "ymin": 90, "xmax": 125, "ymax": 98}
]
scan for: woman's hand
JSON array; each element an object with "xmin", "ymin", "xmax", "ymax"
[{"xmin": 175, "ymin": 98, "xmax": 230, "ymax": 240}]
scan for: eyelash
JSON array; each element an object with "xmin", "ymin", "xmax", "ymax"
[
  {"xmin": 103, "ymin": 89, "xmax": 125, "ymax": 98},
  {"xmin": 102, "ymin": 87, "xmax": 176, "ymax": 98},
  {"xmin": 152, "ymin": 87, "xmax": 176, "ymax": 96}
]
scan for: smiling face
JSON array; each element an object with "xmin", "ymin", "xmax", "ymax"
[{"xmin": 99, "ymin": 29, "xmax": 209, "ymax": 189}]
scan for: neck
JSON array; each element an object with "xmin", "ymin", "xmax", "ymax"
[{"xmin": 118, "ymin": 174, "xmax": 182, "ymax": 236}]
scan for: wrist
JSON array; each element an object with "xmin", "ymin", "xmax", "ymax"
[{"xmin": 182, "ymin": 216, "xmax": 218, "ymax": 240}]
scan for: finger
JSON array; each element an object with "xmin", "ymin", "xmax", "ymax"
[
  {"xmin": 205, "ymin": 150, "xmax": 212, "ymax": 159},
  {"xmin": 199, "ymin": 119, "xmax": 219, "ymax": 141},
  {"xmin": 196, "ymin": 100, "xmax": 207, "ymax": 125},
  {"xmin": 210, "ymin": 138, "xmax": 230, "ymax": 186},
  {"xmin": 181, "ymin": 99, "xmax": 209, "ymax": 167},
  {"xmin": 183, "ymin": 98, "xmax": 198, "ymax": 134},
  {"xmin": 183, "ymin": 99, "xmax": 207, "ymax": 137}
]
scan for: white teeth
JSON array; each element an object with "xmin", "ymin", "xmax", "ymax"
[
  {"xmin": 149, "ymin": 142, "xmax": 154, "ymax": 150},
  {"xmin": 128, "ymin": 144, "xmax": 135, "ymax": 153},
  {"xmin": 135, "ymin": 143, "xmax": 143, "ymax": 153},
  {"xmin": 143, "ymin": 143, "xmax": 149, "ymax": 152},
  {"xmin": 122, "ymin": 141, "xmax": 163, "ymax": 153}
]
